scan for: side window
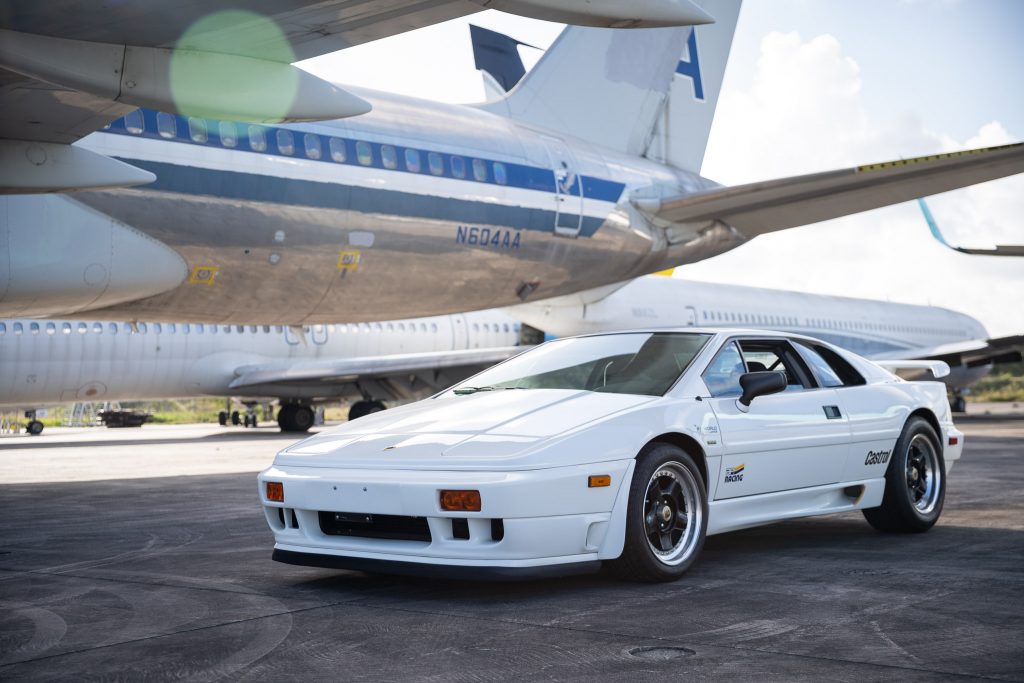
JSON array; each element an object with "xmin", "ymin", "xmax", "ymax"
[
  {"xmin": 472, "ymin": 158, "xmax": 487, "ymax": 182},
  {"xmin": 156, "ymin": 112, "xmax": 177, "ymax": 138},
  {"xmin": 810, "ymin": 343, "xmax": 866, "ymax": 386},
  {"xmin": 247, "ymin": 125, "xmax": 267, "ymax": 152},
  {"xmin": 793, "ymin": 342, "xmax": 845, "ymax": 388},
  {"xmin": 702, "ymin": 342, "xmax": 745, "ymax": 397},
  {"xmin": 381, "ymin": 144, "xmax": 398, "ymax": 169},
  {"xmin": 493, "ymin": 161, "xmax": 508, "ymax": 185},
  {"xmin": 304, "ymin": 133, "xmax": 322, "ymax": 160},
  {"xmin": 450, "ymin": 155, "xmax": 466, "ymax": 179},
  {"xmin": 188, "ymin": 117, "xmax": 208, "ymax": 143},
  {"xmin": 428, "ymin": 152, "xmax": 444, "ymax": 176},
  {"xmin": 737, "ymin": 340, "xmax": 815, "ymax": 390},
  {"xmin": 328, "ymin": 137, "xmax": 347, "ymax": 162}
]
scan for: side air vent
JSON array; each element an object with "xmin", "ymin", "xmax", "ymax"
[
  {"xmin": 491, "ymin": 519, "xmax": 505, "ymax": 542},
  {"xmin": 452, "ymin": 518, "xmax": 470, "ymax": 540}
]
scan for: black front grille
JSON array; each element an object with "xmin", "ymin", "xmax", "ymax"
[{"xmin": 318, "ymin": 511, "xmax": 431, "ymax": 542}]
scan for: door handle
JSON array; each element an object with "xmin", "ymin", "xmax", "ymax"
[{"xmin": 823, "ymin": 405, "xmax": 842, "ymax": 419}]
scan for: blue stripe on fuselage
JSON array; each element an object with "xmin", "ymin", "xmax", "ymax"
[{"xmin": 120, "ymin": 159, "xmax": 609, "ymax": 238}]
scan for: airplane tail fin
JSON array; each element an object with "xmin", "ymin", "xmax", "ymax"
[{"xmin": 478, "ymin": 0, "xmax": 741, "ymax": 166}]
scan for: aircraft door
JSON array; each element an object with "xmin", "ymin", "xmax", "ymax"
[
  {"xmin": 311, "ymin": 324, "xmax": 328, "ymax": 345},
  {"xmin": 685, "ymin": 306, "xmax": 698, "ymax": 326},
  {"xmin": 541, "ymin": 137, "xmax": 584, "ymax": 237},
  {"xmin": 450, "ymin": 315, "xmax": 469, "ymax": 350}
]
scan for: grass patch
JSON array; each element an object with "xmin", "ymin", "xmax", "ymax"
[{"xmin": 966, "ymin": 362, "xmax": 1024, "ymax": 403}]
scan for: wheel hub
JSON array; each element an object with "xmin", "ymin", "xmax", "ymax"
[{"xmin": 660, "ymin": 504, "xmax": 673, "ymax": 523}]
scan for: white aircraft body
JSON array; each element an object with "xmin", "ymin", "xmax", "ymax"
[
  {"xmin": 0, "ymin": 310, "xmax": 522, "ymax": 434},
  {"xmin": 2, "ymin": 1, "xmax": 1022, "ymax": 325},
  {"xmin": 509, "ymin": 275, "xmax": 1023, "ymax": 410}
]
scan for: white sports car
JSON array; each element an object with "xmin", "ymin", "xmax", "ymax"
[{"xmin": 258, "ymin": 330, "xmax": 964, "ymax": 582}]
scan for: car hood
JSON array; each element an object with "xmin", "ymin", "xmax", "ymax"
[{"xmin": 275, "ymin": 389, "xmax": 657, "ymax": 470}]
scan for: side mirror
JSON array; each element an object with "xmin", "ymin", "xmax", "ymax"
[{"xmin": 738, "ymin": 371, "xmax": 787, "ymax": 407}]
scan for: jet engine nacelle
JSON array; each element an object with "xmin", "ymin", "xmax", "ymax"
[{"xmin": 0, "ymin": 195, "xmax": 187, "ymax": 317}]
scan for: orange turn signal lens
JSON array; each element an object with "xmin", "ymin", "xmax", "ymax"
[
  {"xmin": 440, "ymin": 489, "xmax": 481, "ymax": 512},
  {"xmin": 588, "ymin": 475, "xmax": 611, "ymax": 488},
  {"xmin": 266, "ymin": 481, "xmax": 284, "ymax": 502}
]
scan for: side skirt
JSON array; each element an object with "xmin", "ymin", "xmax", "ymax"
[{"xmin": 707, "ymin": 478, "xmax": 885, "ymax": 536}]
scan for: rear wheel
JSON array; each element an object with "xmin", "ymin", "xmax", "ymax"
[
  {"xmin": 863, "ymin": 417, "xmax": 945, "ymax": 533},
  {"xmin": 26, "ymin": 420, "xmax": 44, "ymax": 435},
  {"xmin": 278, "ymin": 404, "xmax": 314, "ymax": 432},
  {"xmin": 609, "ymin": 443, "xmax": 707, "ymax": 582}
]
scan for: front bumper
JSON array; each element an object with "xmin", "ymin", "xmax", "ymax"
[{"xmin": 258, "ymin": 460, "xmax": 634, "ymax": 574}]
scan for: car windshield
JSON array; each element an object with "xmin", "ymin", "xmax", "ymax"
[{"xmin": 448, "ymin": 333, "xmax": 711, "ymax": 397}]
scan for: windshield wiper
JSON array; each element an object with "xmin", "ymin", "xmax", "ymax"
[{"xmin": 452, "ymin": 386, "xmax": 527, "ymax": 395}]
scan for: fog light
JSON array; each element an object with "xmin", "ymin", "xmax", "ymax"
[
  {"xmin": 440, "ymin": 489, "xmax": 481, "ymax": 511},
  {"xmin": 266, "ymin": 481, "xmax": 284, "ymax": 502},
  {"xmin": 588, "ymin": 475, "xmax": 611, "ymax": 488}
]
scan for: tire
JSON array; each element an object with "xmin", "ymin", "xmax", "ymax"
[
  {"xmin": 863, "ymin": 416, "xmax": 945, "ymax": 533},
  {"xmin": 277, "ymin": 404, "xmax": 295, "ymax": 430},
  {"xmin": 26, "ymin": 420, "xmax": 44, "ymax": 435},
  {"xmin": 218, "ymin": 411, "xmax": 228, "ymax": 426},
  {"xmin": 348, "ymin": 400, "xmax": 385, "ymax": 421},
  {"xmin": 608, "ymin": 443, "xmax": 708, "ymax": 582},
  {"xmin": 278, "ymin": 404, "xmax": 313, "ymax": 432},
  {"xmin": 231, "ymin": 410, "xmax": 241, "ymax": 426}
]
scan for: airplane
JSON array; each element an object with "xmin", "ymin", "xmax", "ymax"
[
  {"xmin": 0, "ymin": 310, "xmax": 524, "ymax": 435},
  {"xmin": 507, "ymin": 273, "xmax": 1023, "ymax": 413},
  {"xmin": 3, "ymin": 1, "xmax": 1022, "ymax": 326}
]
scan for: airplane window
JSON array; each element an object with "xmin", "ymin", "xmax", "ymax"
[
  {"xmin": 431, "ymin": 323, "xmax": 438, "ymax": 333},
  {"xmin": 274, "ymin": 325, "xmax": 283, "ymax": 333},
  {"xmin": 122, "ymin": 323, "xmax": 131, "ymax": 333},
  {"xmin": 63, "ymin": 322, "xmax": 72, "ymax": 335},
  {"xmin": 188, "ymin": 117, "xmax": 208, "ymax": 143},
  {"xmin": 493, "ymin": 162, "xmax": 508, "ymax": 185},
  {"xmin": 156, "ymin": 112, "xmax": 177, "ymax": 139},
  {"xmin": 276, "ymin": 129, "xmax": 294, "ymax": 155},
  {"xmin": 223, "ymin": 326, "xmax": 231, "ymax": 334},
  {"xmin": 46, "ymin": 322, "xmax": 56, "ymax": 335},
  {"xmin": 138, "ymin": 323, "xmax": 147, "ymax": 334},
  {"xmin": 420, "ymin": 323, "xmax": 428, "ymax": 332},
  {"xmin": 0, "ymin": 322, "xmax": 5, "ymax": 335},
  {"xmin": 263, "ymin": 325, "xmax": 271, "ymax": 333},
  {"xmin": 356, "ymin": 141, "xmax": 373, "ymax": 166},
  {"xmin": 182, "ymin": 323, "xmax": 190, "ymax": 334},
  {"xmin": 397, "ymin": 323, "xmax": 404, "ymax": 332},
  {"xmin": 13, "ymin": 322, "xmax": 23, "ymax": 335},
  {"xmin": 373, "ymin": 323, "xmax": 383, "ymax": 332},
  {"xmin": 381, "ymin": 145, "xmax": 398, "ymax": 170},
  {"xmin": 247, "ymin": 126, "xmax": 267, "ymax": 152},
  {"xmin": 168, "ymin": 323, "xmax": 176, "ymax": 333},
  {"xmin": 329, "ymin": 138, "xmax": 347, "ymax": 163},
  {"xmin": 304, "ymin": 133, "xmax": 322, "ymax": 160},
  {"xmin": 197, "ymin": 324, "xmax": 205, "ymax": 334},
  {"xmin": 428, "ymin": 152, "xmax": 444, "ymax": 176},
  {"xmin": 153, "ymin": 323, "xmax": 162, "ymax": 334},
  {"xmin": 237, "ymin": 325, "xmax": 245, "ymax": 334},
  {"xmin": 503, "ymin": 323, "xmax": 510, "ymax": 333},
  {"xmin": 386, "ymin": 323, "xmax": 394, "ymax": 331},
  {"xmin": 404, "ymin": 148, "xmax": 421, "ymax": 173},
  {"xmin": 219, "ymin": 121, "xmax": 238, "ymax": 148},
  {"xmin": 124, "ymin": 110, "xmax": 144, "ymax": 134},
  {"xmin": 246, "ymin": 325, "xmax": 255, "ymax": 333},
  {"xmin": 472, "ymin": 323, "xmax": 479, "ymax": 332},
  {"xmin": 92, "ymin": 322, "xmax": 102, "ymax": 334},
  {"xmin": 31, "ymin": 322, "xmax": 40, "ymax": 335},
  {"xmin": 472, "ymin": 158, "xmax": 488, "ymax": 182},
  {"xmin": 451, "ymin": 155, "xmax": 466, "ymax": 179}
]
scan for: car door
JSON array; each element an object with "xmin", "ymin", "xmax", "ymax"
[
  {"xmin": 703, "ymin": 338, "xmax": 851, "ymax": 500},
  {"xmin": 791, "ymin": 340, "xmax": 908, "ymax": 482}
]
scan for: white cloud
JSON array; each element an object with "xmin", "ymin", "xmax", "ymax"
[{"xmin": 686, "ymin": 31, "xmax": 1024, "ymax": 337}]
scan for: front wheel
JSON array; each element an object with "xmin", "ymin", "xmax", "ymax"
[
  {"xmin": 863, "ymin": 416, "xmax": 945, "ymax": 533},
  {"xmin": 608, "ymin": 443, "xmax": 708, "ymax": 582}
]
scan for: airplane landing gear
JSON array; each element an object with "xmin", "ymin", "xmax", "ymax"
[
  {"xmin": 348, "ymin": 400, "xmax": 386, "ymax": 421},
  {"xmin": 278, "ymin": 403, "xmax": 315, "ymax": 432},
  {"xmin": 26, "ymin": 420, "xmax": 44, "ymax": 435},
  {"xmin": 950, "ymin": 391, "xmax": 967, "ymax": 414}
]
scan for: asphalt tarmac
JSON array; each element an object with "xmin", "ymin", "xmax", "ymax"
[{"xmin": 1, "ymin": 416, "xmax": 1022, "ymax": 681}]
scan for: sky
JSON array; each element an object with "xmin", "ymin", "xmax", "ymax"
[{"xmin": 303, "ymin": 1, "xmax": 1024, "ymax": 337}]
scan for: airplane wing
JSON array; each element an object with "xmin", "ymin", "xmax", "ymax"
[
  {"xmin": 918, "ymin": 199, "xmax": 1024, "ymax": 257},
  {"xmin": 227, "ymin": 346, "xmax": 527, "ymax": 399},
  {"xmin": 1, "ymin": 0, "xmax": 712, "ymax": 146},
  {"xmin": 651, "ymin": 143, "xmax": 1024, "ymax": 236}
]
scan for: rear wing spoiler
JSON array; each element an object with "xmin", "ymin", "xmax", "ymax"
[{"xmin": 874, "ymin": 360, "xmax": 950, "ymax": 379}]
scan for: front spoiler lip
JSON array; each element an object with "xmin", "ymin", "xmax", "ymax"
[{"xmin": 272, "ymin": 549, "xmax": 602, "ymax": 582}]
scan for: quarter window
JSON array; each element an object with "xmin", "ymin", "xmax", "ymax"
[
  {"xmin": 276, "ymin": 129, "xmax": 294, "ymax": 155},
  {"xmin": 304, "ymin": 133, "xmax": 322, "ymax": 160},
  {"xmin": 428, "ymin": 152, "xmax": 444, "ymax": 176},
  {"xmin": 219, "ymin": 121, "xmax": 238, "ymax": 147},
  {"xmin": 381, "ymin": 144, "xmax": 397, "ymax": 169},
  {"xmin": 329, "ymin": 137, "xmax": 347, "ymax": 162},
  {"xmin": 156, "ymin": 112, "xmax": 177, "ymax": 138},
  {"xmin": 793, "ymin": 342, "xmax": 844, "ymax": 388},
  {"xmin": 248, "ymin": 125, "xmax": 267, "ymax": 152},
  {"xmin": 404, "ymin": 148, "xmax": 421, "ymax": 173},
  {"xmin": 356, "ymin": 141, "xmax": 373, "ymax": 165},
  {"xmin": 472, "ymin": 158, "xmax": 487, "ymax": 182},
  {"xmin": 188, "ymin": 117, "xmax": 208, "ymax": 143}
]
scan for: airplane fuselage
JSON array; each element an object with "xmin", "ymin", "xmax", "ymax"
[{"xmin": 0, "ymin": 87, "xmax": 728, "ymax": 323}]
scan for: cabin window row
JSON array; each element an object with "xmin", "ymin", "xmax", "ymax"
[
  {"xmin": 698, "ymin": 310, "xmax": 962, "ymax": 336},
  {"xmin": 1, "ymin": 320, "xmax": 520, "ymax": 337},
  {"xmin": 118, "ymin": 110, "xmax": 510, "ymax": 185}
]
